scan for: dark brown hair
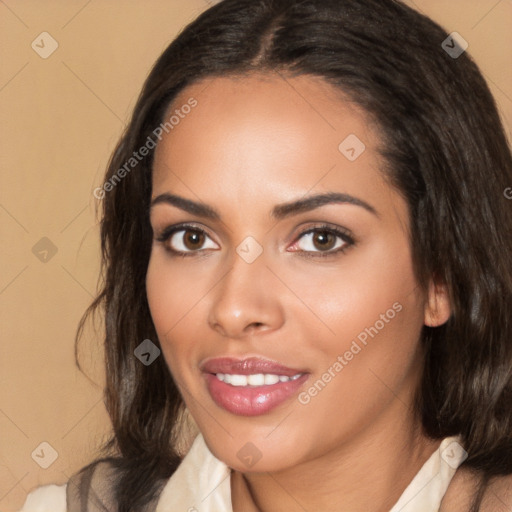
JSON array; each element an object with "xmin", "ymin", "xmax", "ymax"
[{"xmin": 76, "ymin": 0, "xmax": 512, "ymax": 510}]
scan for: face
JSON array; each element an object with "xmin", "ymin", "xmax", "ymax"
[{"xmin": 146, "ymin": 73, "xmax": 433, "ymax": 473}]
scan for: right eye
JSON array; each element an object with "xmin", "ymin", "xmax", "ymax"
[{"xmin": 155, "ymin": 224, "xmax": 219, "ymax": 256}]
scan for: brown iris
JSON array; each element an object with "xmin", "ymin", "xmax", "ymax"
[
  {"xmin": 311, "ymin": 230, "xmax": 337, "ymax": 251},
  {"xmin": 183, "ymin": 229, "xmax": 205, "ymax": 250}
]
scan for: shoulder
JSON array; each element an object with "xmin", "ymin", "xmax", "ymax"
[
  {"xmin": 19, "ymin": 460, "xmax": 119, "ymax": 512},
  {"xmin": 19, "ymin": 484, "xmax": 67, "ymax": 512},
  {"xmin": 440, "ymin": 467, "xmax": 512, "ymax": 512}
]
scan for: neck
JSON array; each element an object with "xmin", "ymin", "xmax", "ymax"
[{"xmin": 231, "ymin": 400, "xmax": 441, "ymax": 512}]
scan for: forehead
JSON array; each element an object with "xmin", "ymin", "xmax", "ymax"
[{"xmin": 151, "ymin": 73, "xmax": 393, "ymax": 217}]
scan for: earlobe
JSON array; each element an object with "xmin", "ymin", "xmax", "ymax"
[{"xmin": 424, "ymin": 280, "xmax": 452, "ymax": 327}]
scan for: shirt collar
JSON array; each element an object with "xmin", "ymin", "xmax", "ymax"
[{"xmin": 156, "ymin": 433, "xmax": 466, "ymax": 512}]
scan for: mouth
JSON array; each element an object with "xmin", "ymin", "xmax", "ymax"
[
  {"xmin": 214, "ymin": 372, "xmax": 303, "ymax": 386},
  {"xmin": 200, "ymin": 357, "xmax": 309, "ymax": 416}
]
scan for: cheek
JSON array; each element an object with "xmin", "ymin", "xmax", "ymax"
[
  {"xmin": 146, "ymin": 253, "xmax": 198, "ymax": 364},
  {"xmin": 146, "ymin": 254, "xmax": 175, "ymax": 335},
  {"xmin": 146, "ymin": 250, "xmax": 210, "ymax": 329},
  {"xmin": 291, "ymin": 240, "xmax": 423, "ymax": 421},
  {"xmin": 282, "ymin": 236, "xmax": 425, "ymax": 412},
  {"xmin": 281, "ymin": 232, "xmax": 422, "ymax": 353}
]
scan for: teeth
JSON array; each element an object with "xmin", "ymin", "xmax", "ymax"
[
  {"xmin": 264, "ymin": 374, "xmax": 280, "ymax": 385},
  {"xmin": 215, "ymin": 373, "xmax": 302, "ymax": 387},
  {"xmin": 230, "ymin": 374, "xmax": 248, "ymax": 386},
  {"xmin": 248, "ymin": 374, "xmax": 265, "ymax": 386}
]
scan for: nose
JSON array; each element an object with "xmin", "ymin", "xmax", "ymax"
[{"xmin": 207, "ymin": 249, "xmax": 285, "ymax": 339}]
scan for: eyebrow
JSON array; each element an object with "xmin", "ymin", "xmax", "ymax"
[{"xmin": 150, "ymin": 191, "xmax": 378, "ymax": 220}]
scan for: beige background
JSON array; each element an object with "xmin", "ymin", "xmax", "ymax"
[{"xmin": 1, "ymin": 1, "xmax": 511, "ymax": 510}]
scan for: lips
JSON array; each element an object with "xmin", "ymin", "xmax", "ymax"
[{"xmin": 201, "ymin": 356, "xmax": 309, "ymax": 416}]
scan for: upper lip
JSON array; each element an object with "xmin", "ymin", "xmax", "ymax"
[{"xmin": 200, "ymin": 357, "xmax": 307, "ymax": 377}]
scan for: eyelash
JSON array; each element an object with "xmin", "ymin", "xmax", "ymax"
[{"xmin": 154, "ymin": 222, "xmax": 355, "ymax": 259}]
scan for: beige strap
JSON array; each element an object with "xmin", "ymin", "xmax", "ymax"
[{"xmin": 66, "ymin": 459, "xmax": 170, "ymax": 511}]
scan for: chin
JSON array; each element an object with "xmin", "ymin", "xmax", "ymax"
[{"xmin": 199, "ymin": 425, "xmax": 307, "ymax": 473}]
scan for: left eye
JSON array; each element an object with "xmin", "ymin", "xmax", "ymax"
[
  {"xmin": 158, "ymin": 227, "xmax": 218, "ymax": 254},
  {"xmin": 291, "ymin": 227, "xmax": 353, "ymax": 255}
]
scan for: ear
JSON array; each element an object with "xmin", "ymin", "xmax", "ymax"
[{"xmin": 424, "ymin": 278, "xmax": 451, "ymax": 327}]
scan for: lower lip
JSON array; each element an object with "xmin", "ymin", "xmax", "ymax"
[{"xmin": 204, "ymin": 373, "xmax": 309, "ymax": 416}]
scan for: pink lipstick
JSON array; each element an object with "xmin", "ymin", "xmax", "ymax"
[{"xmin": 201, "ymin": 357, "xmax": 309, "ymax": 416}]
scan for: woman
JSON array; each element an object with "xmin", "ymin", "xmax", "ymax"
[{"xmin": 21, "ymin": 0, "xmax": 512, "ymax": 510}]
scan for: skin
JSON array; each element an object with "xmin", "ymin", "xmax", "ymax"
[
  {"xmin": 146, "ymin": 73, "xmax": 451, "ymax": 512},
  {"xmin": 441, "ymin": 469, "xmax": 512, "ymax": 511}
]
